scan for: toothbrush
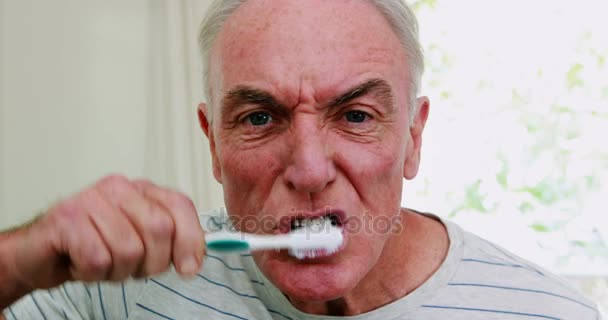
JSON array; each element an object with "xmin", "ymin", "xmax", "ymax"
[{"xmin": 204, "ymin": 225, "xmax": 344, "ymax": 259}]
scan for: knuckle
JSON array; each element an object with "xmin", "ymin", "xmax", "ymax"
[
  {"xmin": 97, "ymin": 174, "xmax": 131, "ymax": 193},
  {"xmin": 131, "ymin": 179, "xmax": 149, "ymax": 195},
  {"xmin": 99, "ymin": 173, "xmax": 130, "ymax": 186},
  {"xmin": 82, "ymin": 251, "xmax": 112, "ymax": 275},
  {"xmin": 50, "ymin": 199, "xmax": 84, "ymax": 225},
  {"xmin": 145, "ymin": 213, "xmax": 174, "ymax": 238},
  {"xmin": 168, "ymin": 192, "xmax": 191, "ymax": 208},
  {"xmin": 166, "ymin": 192, "xmax": 195, "ymax": 213},
  {"xmin": 116, "ymin": 240, "xmax": 144, "ymax": 265},
  {"xmin": 132, "ymin": 178, "xmax": 154, "ymax": 188}
]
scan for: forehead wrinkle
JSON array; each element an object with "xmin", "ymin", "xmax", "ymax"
[
  {"xmin": 216, "ymin": 1, "xmax": 408, "ymax": 120},
  {"xmin": 328, "ymin": 78, "xmax": 395, "ymax": 112}
]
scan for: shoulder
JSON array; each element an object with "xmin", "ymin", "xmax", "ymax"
[
  {"xmin": 439, "ymin": 220, "xmax": 600, "ymax": 319},
  {"xmin": 198, "ymin": 208, "xmax": 233, "ymax": 232}
]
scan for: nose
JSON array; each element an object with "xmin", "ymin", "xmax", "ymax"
[{"xmin": 283, "ymin": 117, "xmax": 336, "ymax": 193}]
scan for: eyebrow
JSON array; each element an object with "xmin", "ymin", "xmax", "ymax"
[
  {"xmin": 221, "ymin": 78, "xmax": 394, "ymax": 120},
  {"xmin": 221, "ymin": 86, "xmax": 288, "ymax": 121},
  {"xmin": 327, "ymin": 78, "xmax": 394, "ymax": 111}
]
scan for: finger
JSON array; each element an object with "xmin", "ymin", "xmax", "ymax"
[
  {"xmin": 42, "ymin": 198, "xmax": 112, "ymax": 283},
  {"xmin": 96, "ymin": 175, "xmax": 173, "ymax": 278},
  {"xmin": 134, "ymin": 180, "xmax": 204, "ymax": 277},
  {"xmin": 123, "ymin": 195, "xmax": 174, "ymax": 277},
  {"xmin": 85, "ymin": 187, "xmax": 144, "ymax": 280},
  {"xmin": 56, "ymin": 205, "xmax": 113, "ymax": 282}
]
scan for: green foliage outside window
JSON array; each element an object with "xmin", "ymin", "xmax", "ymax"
[{"xmin": 406, "ymin": 0, "xmax": 607, "ymax": 275}]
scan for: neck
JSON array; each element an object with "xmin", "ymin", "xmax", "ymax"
[{"xmin": 288, "ymin": 209, "xmax": 449, "ymax": 316}]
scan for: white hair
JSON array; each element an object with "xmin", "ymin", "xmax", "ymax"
[{"xmin": 198, "ymin": 0, "xmax": 424, "ymax": 123}]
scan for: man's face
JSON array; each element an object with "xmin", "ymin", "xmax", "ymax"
[{"xmin": 202, "ymin": 0, "xmax": 425, "ymax": 302}]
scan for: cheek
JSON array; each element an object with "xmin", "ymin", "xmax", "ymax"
[
  {"xmin": 335, "ymin": 135, "xmax": 406, "ymax": 208},
  {"xmin": 222, "ymin": 150, "xmax": 271, "ymax": 183},
  {"xmin": 340, "ymin": 139, "xmax": 404, "ymax": 182},
  {"xmin": 217, "ymin": 142, "xmax": 286, "ymax": 209}
]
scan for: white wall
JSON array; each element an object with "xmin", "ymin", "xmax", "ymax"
[{"xmin": 0, "ymin": 0, "xmax": 224, "ymax": 229}]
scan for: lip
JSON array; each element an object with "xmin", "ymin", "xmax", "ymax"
[{"xmin": 277, "ymin": 208, "xmax": 347, "ymax": 234}]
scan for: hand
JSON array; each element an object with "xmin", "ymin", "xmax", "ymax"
[{"xmin": 9, "ymin": 174, "xmax": 205, "ymax": 291}]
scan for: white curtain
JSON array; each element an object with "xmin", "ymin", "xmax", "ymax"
[
  {"xmin": 144, "ymin": 0, "xmax": 224, "ymax": 211},
  {"xmin": 0, "ymin": 0, "xmax": 223, "ymax": 229}
]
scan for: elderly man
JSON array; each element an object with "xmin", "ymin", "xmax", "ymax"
[{"xmin": 0, "ymin": 0, "xmax": 600, "ymax": 319}]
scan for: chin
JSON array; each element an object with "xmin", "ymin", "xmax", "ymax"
[{"xmin": 254, "ymin": 249, "xmax": 363, "ymax": 302}]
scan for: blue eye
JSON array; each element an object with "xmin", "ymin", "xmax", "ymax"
[
  {"xmin": 246, "ymin": 112, "xmax": 272, "ymax": 126},
  {"xmin": 345, "ymin": 111, "xmax": 368, "ymax": 123}
]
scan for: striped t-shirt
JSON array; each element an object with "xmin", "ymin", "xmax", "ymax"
[{"xmin": 4, "ymin": 210, "xmax": 601, "ymax": 319}]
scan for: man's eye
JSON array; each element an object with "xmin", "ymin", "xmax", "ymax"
[
  {"xmin": 344, "ymin": 110, "xmax": 369, "ymax": 123},
  {"xmin": 246, "ymin": 112, "xmax": 272, "ymax": 126}
]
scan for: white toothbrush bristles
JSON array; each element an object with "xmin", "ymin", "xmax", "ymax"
[{"xmin": 287, "ymin": 217, "xmax": 343, "ymax": 259}]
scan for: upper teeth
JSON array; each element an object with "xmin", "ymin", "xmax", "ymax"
[{"xmin": 292, "ymin": 216, "xmax": 331, "ymax": 231}]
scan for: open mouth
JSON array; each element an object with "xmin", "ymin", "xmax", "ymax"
[
  {"xmin": 285, "ymin": 212, "xmax": 346, "ymax": 260},
  {"xmin": 289, "ymin": 213, "xmax": 342, "ymax": 232}
]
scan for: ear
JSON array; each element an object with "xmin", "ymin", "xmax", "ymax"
[
  {"xmin": 197, "ymin": 103, "xmax": 222, "ymax": 184},
  {"xmin": 403, "ymin": 97, "xmax": 430, "ymax": 180}
]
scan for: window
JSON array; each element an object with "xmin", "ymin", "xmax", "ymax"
[{"xmin": 404, "ymin": 0, "xmax": 608, "ymax": 277}]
